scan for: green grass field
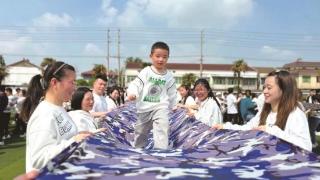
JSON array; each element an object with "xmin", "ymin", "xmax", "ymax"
[
  {"xmin": 0, "ymin": 136, "xmax": 26, "ymax": 180},
  {"xmin": 0, "ymin": 131, "xmax": 320, "ymax": 179}
]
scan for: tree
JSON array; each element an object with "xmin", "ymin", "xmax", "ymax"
[
  {"xmin": 40, "ymin": 57, "xmax": 56, "ymax": 69},
  {"xmin": 92, "ymin": 64, "xmax": 107, "ymax": 79},
  {"xmin": 232, "ymin": 59, "xmax": 248, "ymax": 92},
  {"xmin": 142, "ymin": 62, "xmax": 152, "ymax": 68},
  {"xmin": 0, "ymin": 55, "xmax": 8, "ymax": 86},
  {"xmin": 125, "ymin": 57, "xmax": 151, "ymax": 69},
  {"xmin": 76, "ymin": 79, "xmax": 89, "ymax": 87},
  {"xmin": 182, "ymin": 73, "xmax": 197, "ymax": 87},
  {"xmin": 125, "ymin": 57, "xmax": 143, "ymax": 65}
]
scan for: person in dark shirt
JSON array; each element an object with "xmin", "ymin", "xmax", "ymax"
[{"xmin": 0, "ymin": 85, "xmax": 9, "ymax": 145}]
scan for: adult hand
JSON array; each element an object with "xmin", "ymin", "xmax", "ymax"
[
  {"xmin": 93, "ymin": 128, "xmax": 107, "ymax": 134},
  {"xmin": 127, "ymin": 94, "xmax": 136, "ymax": 101},
  {"xmin": 254, "ymin": 125, "xmax": 266, "ymax": 131},
  {"xmin": 212, "ymin": 124, "xmax": 223, "ymax": 129},
  {"xmin": 14, "ymin": 170, "xmax": 39, "ymax": 180},
  {"xmin": 74, "ymin": 131, "xmax": 93, "ymax": 142},
  {"xmin": 186, "ymin": 111, "xmax": 194, "ymax": 117}
]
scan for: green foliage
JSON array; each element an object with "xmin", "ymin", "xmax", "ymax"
[
  {"xmin": 125, "ymin": 57, "xmax": 143, "ymax": 64},
  {"xmin": 40, "ymin": 57, "xmax": 56, "ymax": 68},
  {"xmin": 88, "ymin": 78, "xmax": 95, "ymax": 87},
  {"xmin": 0, "ymin": 137, "xmax": 26, "ymax": 180},
  {"xmin": 142, "ymin": 62, "xmax": 152, "ymax": 68},
  {"xmin": 232, "ymin": 59, "xmax": 248, "ymax": 92},
  {"xmin": 182, "ymin": 73, "xmax": 197, "ymax": 87},
  {"xmin": 125, "ymin": 57, "xmax": 151, "ymax": 68},
  {"xmin": 76, "ymin": 79, "xmax": 89, "ymax": 87}
]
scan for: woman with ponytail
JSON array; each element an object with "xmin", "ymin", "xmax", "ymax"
[
  {"xmin": 21, "ymin": 61, "xmax": 92, "ymax": 172},
  {"xmin": 187, "ymin": 78, "xmax": 223, "ymax": 126}
]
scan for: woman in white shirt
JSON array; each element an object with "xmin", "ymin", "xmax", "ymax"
[
  {"xmin": 69, "ymin": 87, "xmax": 99, "ymax": 132},
  {"xmin": 105, "ymin": 86, "xmax": 120, "ymax": 111},
  {"xmin": 177, "ymin": 84, "xmax": 197, "ymax": 109},
  {"xmin": 213, "ymin": 70, "xmax": 312, "ymax": 151},
  {"xmin": 20, "ymin": 61, "xmax": 92, "ymax": 172},
  {"xmin": 187, "ymin": 79, "xmax": 223, "ymax": 126}
]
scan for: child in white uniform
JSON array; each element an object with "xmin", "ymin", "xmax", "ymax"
[
  {"xmin": 127, "ymin": 42, "xmax": 177, "ymax": 150},
  {"xmin": 213, "ymin": 70, "xmax": 312, "ymax": 151},
  {"xmin": 21, "ymin": 62, "xmax": 92, "ymax": 172}
]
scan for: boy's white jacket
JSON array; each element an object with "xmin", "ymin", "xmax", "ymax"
[{"xmin": 127, "ymin": 66, "xmax": 177, "ymax": 113}]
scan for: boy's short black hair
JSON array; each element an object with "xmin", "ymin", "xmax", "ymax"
[{"xmin": 151, "ymin": 41, "xmax": 170, "ymax": 55}]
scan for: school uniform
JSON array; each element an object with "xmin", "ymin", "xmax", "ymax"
[{"xmin": 127, "ymin": 66, "xmax": 177, "ymax": 149}]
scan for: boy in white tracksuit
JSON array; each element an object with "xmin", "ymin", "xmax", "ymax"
[{"xmin": 127, "ymin": 42, "xmax": 177, "ymax": 150}]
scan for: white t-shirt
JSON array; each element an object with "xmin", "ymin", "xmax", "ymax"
[
  {"xmin": 127, "ymin": 66, "xmax": 177, "ymax": 113},
  {"xmin": 91, "ymin": 92, "xmax": 108, "ymax": 113},
  {"xmin": 226, "ymin": 93, "xmax": 238, "ymax": 114},
  {"xmin": 26, "ymin": 100, "xmax": 77, "ymax": 172},
  {"xmin": 4, "ymin": 95, "xmax": 17, "ymax": 112},
  {"xmin": 195, "ymin": 97, "xmax": 223, "ymax": 126},
  {"xmin": 255, "ymin": 93, "xmax": 265, "ymax": 112},
  {"xmin": 15, "ymin": 96, "xmax": 26, "ymax": 114},
  {"xmin": 69, "ymin": 110, "xmax": 98, "ymax": 132},
  {"xmin": 185, "ymin": 96, "xmax": 197, "ymax": 107},
  {"xmin": 105, "ymin": 96, "xmax": 118, "ymax": 111},
  {"xmin": 223, "ymin": 107, "xmax": 312, "ymax": 151}
]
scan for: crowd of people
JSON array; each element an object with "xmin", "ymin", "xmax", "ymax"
[
  {"xmin": 0, "ymin": 41, "xmax": 319, "ymax": 178},
  {"xmin": 0, "ymin": 87, "xmax": 27, "ymax": 145}
]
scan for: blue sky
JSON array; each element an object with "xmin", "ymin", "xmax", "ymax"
[{"xmin": 0, "ymin": 0, "xmax": 319, "ymax": 76}]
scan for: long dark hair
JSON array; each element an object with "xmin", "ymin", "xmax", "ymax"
[
  {"xmin": 20, "ymin": 61, "xmax": 75, "ymax": 122},
  {"xmin": 193, "ymin": 78, "xmax": 221, "ymax": 108},
  {"xmin": 107, "ymin": 86, "xmax": 120, "ymax": 106},
  {"xmin": 178, "ymin": 84, "xmax": 192, "ymax": 105},
  {"xmin": 259, "ymin": 70, "xmax": 298, "ymax": 130},
  {"xmin": 71, "ymin": 87, "xmax": 92, "ymax": 110}
]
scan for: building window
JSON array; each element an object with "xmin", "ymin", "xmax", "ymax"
[
  {"xmin": 243, "ymin": 78, "xmax": 256, "ymax": 85},
  {"xmin": 317, "ymin": 76, "xmax": 320, "ymax": 83},
  {"xmin": 302, "ymin": 76, "xmax": 311, "ymax": 83},
  {"xmin": 127, "ymin": 76, "xmax": 136, "ymax": 83},
  {"xmin": 213, "ymin": 77, "xmax": 225, "ymax": 85},
  {"xmin": 227, "ymin": 78, "xmax": 237, "ymax": 85}
]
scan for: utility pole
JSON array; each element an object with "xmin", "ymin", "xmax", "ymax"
[
  {"xmin": 200, "ymin": 30, "xmax": 204, "ymax": 78},
  {"xmin": 106, "ymin": 28, "xmax": 110, "ymax": 78},
  {"xmin": 117, "ymin": 28, "xmax": 121, "ymax": 86}
]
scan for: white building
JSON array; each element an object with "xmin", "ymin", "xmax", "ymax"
[
  {"xmin": 125, "ymin": 62, "xmax": 262, "ymax": 91},
  {"xmin": 2, "ymin": 59, "xmax": 41, "ymax": 87}
]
